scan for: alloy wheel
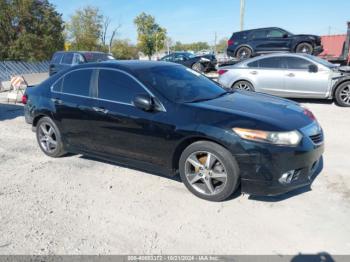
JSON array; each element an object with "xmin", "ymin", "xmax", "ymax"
[
  {"xmin": 38, "ymin": 122, "xmax": 58, "ymax": 153},
  {"xmin": 184, "ymin": 151, "xmax": 228, "ymax": 196},
  {"xmin": 339, "ymin": 84, "xmax": 350, "ymax": 105},
  {"xmin": 234, "ymin": 81, "xmax": 253, "ymax": 91}
]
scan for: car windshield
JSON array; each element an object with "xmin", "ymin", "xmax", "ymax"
[
  {"xmin": 135, "ymin": 65, "xmax": 226, "ymax": 103},
  {"xmin": 304, "ymin": 54, "xmax": 337, "ymax": 68}
]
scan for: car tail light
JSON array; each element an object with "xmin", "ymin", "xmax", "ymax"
[
  {"xmin": 227, "ymin": 39, "xmax": 234, "ymax": 46},
  {"xmin": 218, "ymin": 69, "xmax": 228, "ymax": 75},
  {"xmin": 21, "ymin": 94, "xmax": 28, "ymax": 104},
  {"xmin": 303, "ymin": 107, "xmax": 316, "ymax": 121}
]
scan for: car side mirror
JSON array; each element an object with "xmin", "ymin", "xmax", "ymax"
[
  {"xmin": 133, "ymin": 94, "xmax": 154, "ymax": 111},
  {"xmin": 283, "ymin": 33, "xmax": 289, "ymax": 38},
  {"xmin": 308, "ymin": 64, "xmax": 318, "ymax": 73}
]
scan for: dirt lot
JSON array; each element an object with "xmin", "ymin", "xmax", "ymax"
[{"xmin": 0, "ymin": 93, "xmax": 349, "ymax": 255}]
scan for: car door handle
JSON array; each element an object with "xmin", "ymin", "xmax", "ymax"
[
  {"xmin": 51, "ymin": 98, "xmax": 63, "ymax": 104},
  {"xmin": 250, "ymin": 71, "xmax": 258, "ymax": 75},
  {"xmin": 92, "ymin": 107, "xmax": 109, "ymax": 114},
  {"xmin": 286, "ymin": 73, "xmax": 295, "ymax": 77}
]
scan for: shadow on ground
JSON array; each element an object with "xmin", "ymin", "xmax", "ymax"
[
  {"xmin": 0, "ymin": 102, "xmax": 23, "ymax": 121},
  {"xmin": 291, "ymin": 98, "xmax": 334, "ymax": 105}
]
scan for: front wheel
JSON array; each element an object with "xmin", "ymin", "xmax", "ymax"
[
  {"xmin": 334, "ymin": 82, "xmax": 350, "ymax": 107},
  {"xmin": 179, "ymin": 141, "xmax": 240, "ymax": 201},
  {"xmin": 192, "ymin": 62, "xmax": 204, "ymax": 72},
  {"xmin": 36, "ymin": 116, "xmax": 66, "ymax": 157},
  {"xmin": 296, "ymin": 42, "xmax": 313, "ymax": 54},
  {"xmin": 232, "ymin": 80, "xmax": 255, "ymax": 91}
]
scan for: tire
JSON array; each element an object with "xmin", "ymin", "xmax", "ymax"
[
  {"xmin": 36, "ymin": 116, "xmax": 66, "ymax": 157},
  {"xmin": 232, "ymin": 80, "xmax": 255, "ymax": 91},
  {"xmin": 235, "ymin": 46, "xmax": 252, "ymax": 60},
  {"xmin": 179, "ymin": 141, "xmax": 240, "ymax": 201},
  {"xmin": 334, "ymin": 81, "xmax": 350, "ymax": 107},
  {"xmin": 295, "ymin": 42, "xmax": 313, "ymax": 54},
  {"xmin": 192, "ymin": 62, "xmax": 204, "ymax": 72}
]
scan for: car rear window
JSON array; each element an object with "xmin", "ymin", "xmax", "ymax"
[
  {"xmin": 83, "ymin": 53, "xmax": 113, "ymax": 62},
  {"xmin": 258, "ymin": 57, "xmax": 284, "ymax": 69},
  {"xmin": 62, "ymin": 69, "xmax": 92, "ymax": 96}
]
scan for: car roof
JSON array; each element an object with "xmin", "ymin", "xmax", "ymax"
[
  {"xmin": 234, "ymin": 27, "xmax": 283, "ymax": 34},
  {"xmin": 54, "ymin": 51, "xmax": 109, "ymax": 55}
]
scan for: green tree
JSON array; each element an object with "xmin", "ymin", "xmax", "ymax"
[
  {"xmin": 173, "ymin": 41, "xmax": 210, "ymax": 52},
  {"xmin": 66, "ymin": 6, "xmax": 103, "ymax": 51},
  {"xmin": 0, "ymin": 0, "xmax": 64, "ymax": 61},
  {"xmin": 134, "ymin": 12, "xmax": 166, "ymax": 60},
  {"xmin": 215, "ymin": 38, "xmax": 228, "ymax": 53},
  {"xmin": 111, "ymin": 39, "xmax": 139, "ymax": 60}
]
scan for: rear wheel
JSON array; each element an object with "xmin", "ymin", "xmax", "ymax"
[
  {"xmin": 179, "ymin": 141, "xmax": 240, "ymax": 201},
  {"xmin": 192, "ymin": 62, "xmax": 204, "ymax": 72},
  {"xmin": 36, "ymin": 117, "xmax": 66, "ymax": 157},
  {"xmin": 232, "ymin": 80, "xmax": 255, "ymax": 91},
  {"xmin": 334, "ymin": 82, "xmax": 350, "ymax": 107},
  {"xmin": 296, "ymin": 42, "xmax": 313, "ymax": 54},
  {"xmin": 236, "ymin": 46, "xmax": 252, "ymax": 60}
]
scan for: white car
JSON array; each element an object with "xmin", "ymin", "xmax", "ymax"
[{"xmin": 218, "ymin": 53, "xmax": 350, "ymax": 106}]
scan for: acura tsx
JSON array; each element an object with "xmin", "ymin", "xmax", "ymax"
[{"xmin": 23, "ymin": 61, "xmax": 324, "ymax": 201}]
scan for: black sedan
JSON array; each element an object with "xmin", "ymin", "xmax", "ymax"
[
  {"xmin": 23, "ymin": 61, "xmax": 324, "ymax": 201},
  {"xmin": 160, "ymin": 52, "xmax": 217, "ymax": 72}
]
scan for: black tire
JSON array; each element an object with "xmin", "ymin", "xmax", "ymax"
[
  {"xmin": 232, "ymin": 80, "xmax": 255, "ymax": 91},
  {"xmin": 36, "ymin": 116, "xmax": 66, "ymax": 157},
  {"xmin": 334, "ymin": 81, "xmax": 350, "ymax": 107},
  {"xmin": 192, "ymin": 62, "xmax": 204, "ymax": 72},
  {"xmin": 295, "ymin": 42, "xmax": 313, "ymax": 54},
  {"xmin": 179, "ymin": 141, "xmax": 240, "ymax": 202},
  {"xmin": 235, "ymin": 46, "xmax": 252, "ymax": 60}
]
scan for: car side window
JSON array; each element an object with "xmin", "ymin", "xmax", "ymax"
[
  {"xmin": 98, "ymin": 69, "xmax": 147, "ymax": 104},
  {"xmin": 247, "ymin": 60, "xmax": 259, "ymax": 68},
  {"xmin": 161, "ymin": 55, "xmax": 173, "ymax": 62},
  {"xmin": 286, "ymin": 57, "xmax": 314, "ymax": 70},
  {"xmin": 61, "ymin": 53, "xmax": 74, "ymax": 65},
  {"xmin": 250, "ymin": 30, "xmax": 266, "ymax": 39},
  {"xmin": 174, "ymin": 54, "xmax": 186, "ymax": 61},
  {"xmin": 258, "ymin": 57, "xmax": 284, "ymax": 69},
  {"xmin": 51, "ymin": 53, "xmax": 63, "ymax": 64},
  {"xmin": 266, "ymin": 29, "xmax": 284, "ymax": 38},
  {"xmin": 73, "ymin": 54, "xmax": 85, "ymax": 65},
  {"xmin": 62, "ymin": 69, "xmax": 92, "ymax": 96},
  {"xmin": 52, "ymin": 78, "xmax": 63, "ymax": 92}
]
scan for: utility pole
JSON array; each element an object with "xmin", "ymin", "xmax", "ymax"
[
  {"xmin": 214, "ymin": 31, "xmax": 217, "ymax": 55},
  {"xmin": 240, "ymin": 0, "xmax": 245, "ymax": 31}
]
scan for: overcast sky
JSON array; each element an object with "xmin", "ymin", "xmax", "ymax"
[{"xmin": 51, "ymin": 0, "xmax": 350, "ymax": 44}]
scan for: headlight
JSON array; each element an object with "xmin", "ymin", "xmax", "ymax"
[{"xmin": 233, "ymin": 128, "xmax": 302, "ymax": 146}]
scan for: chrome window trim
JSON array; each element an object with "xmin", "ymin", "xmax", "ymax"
[{"xmin": 50, "ymin": 67, "xmax": 166, "ymax": 112}]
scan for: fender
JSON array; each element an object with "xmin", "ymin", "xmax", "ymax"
[
  {"xmin": 331, "ymin": 76, "xmax": 350, "ymax": 98},
  {"xmin": 235, "ymin": 44, "xmax": 254, "ymax": 57}
]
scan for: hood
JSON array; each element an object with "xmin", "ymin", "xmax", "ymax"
[
  {"xmin": 292, "ymin": 34, "xmax": 320, "ymax": 40},
  {"xmin": 193, "ymin": 91, "xmax": 313, "ymax": 131},
  {"xmin": 338, "ymin": 66, "xmax": 350, "ymax": 73}
]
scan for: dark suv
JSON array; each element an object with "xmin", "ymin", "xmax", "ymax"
[
  {"xmin": 49, "ymin": 51, "xmax": 115, "ymax": 76},
  {"xmin": 227, "ymin": 27, "xmax": 323, "ymax": 60}
]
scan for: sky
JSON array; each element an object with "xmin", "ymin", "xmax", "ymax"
[{"xmin": 51, "ymin": 0, "xmax": 350, "ymax": 45}]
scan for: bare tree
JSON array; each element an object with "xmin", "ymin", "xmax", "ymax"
[{"xmin": 101, "ymin": 16, "xmax": 121, "ymax": 53}]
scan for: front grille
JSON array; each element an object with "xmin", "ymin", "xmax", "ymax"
[{"xmin": 309, "ymin": 133, "xmax": 323, "ymax": 144}]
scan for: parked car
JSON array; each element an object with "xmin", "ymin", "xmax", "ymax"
[
  {"xmin": 160, "ymin": 52, "xmax": 217, "ymax": 72},
  {"xmin": 218, "ymin": 53, "xmax": 350, "ymax": 107},
  {"xmin": 227, "ymin": 27, "xmax": 323, "ymax": 60},
  {"xmin": 49, "ymin": 51, "xmax": 115, "ymax": 76},
  {"xmin": 23, "ymin": 61, "xmax": 324, "ymax": 201}
]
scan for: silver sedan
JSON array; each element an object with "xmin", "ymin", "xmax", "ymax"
[{"xmin": 218, "ymin": 53, "xmax": 350, "ymax": 106}]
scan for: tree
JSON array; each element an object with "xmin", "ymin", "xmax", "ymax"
[
  {"xmin": 134, "ymin": 12, "xmax": 166, "ymax": 60},
  {"xmin": 111, "ymin": 39, "xmax": 139, "ymax": 60},
  {"xmin": 100, "ymin": 16, "xmax": 122, "ymax": 53},
  {"xmin": 66, "ymin": 6, "xmax": 103, "ymax": 51},
  {"xmin": 173, "ymin": 41, "xmax": 210, "ymax": 52},
  {"xmin": 0, "ymin": 0, "xmax": 64, "ymax": 61},
  {"xmin": 215, "ymin": 38, "xmax": 228, "ymax": 53}
]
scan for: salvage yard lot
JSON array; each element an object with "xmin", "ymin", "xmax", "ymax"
[{"xmin": 0, "ymin": 96, "xmax": 349, "ymax": 254}]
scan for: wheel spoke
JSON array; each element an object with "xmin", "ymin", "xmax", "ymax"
[
  {"xmin": 187, "ymin": 155, "xmax": 203, "ymax": 169},
  {"xmin": 211, "ymin": 171, "xmax": 227, "ymax": 182},
  {"xmin": 48, "ymin": 127, "xmax": 54, "ymax": 136},
  {"xmin": 40, "ymin": 124, "xmax": 48, "ymax": 135},
  {"xmin": 203, "ymin": 178, "xmax": 214, "ymax": 194},
  {"xmin": 188, "ymin": 173, "xmax": 202, "ymax": 184},
  {"xmin": 205, "ymin": 153, "xmax": 216, "ymax": 169}
]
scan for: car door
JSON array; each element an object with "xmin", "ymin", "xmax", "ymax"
[
  {"xmin": 283, "ymin": 56, "xmax": 330, "ymax": 98},
  {"xmin": 51, "ymin": 68, "xmax": 97, "ymax": 151},
  {"xmin": 91, "ymin": 68, "xmax": 168, "ymax": 165},
  {"xmin": 248, "ymin": 29, "xmax": 269, "ymax": 52},
  {"xmin": 258, "ymin": 29, "xmax": 290, "ymax": 52},
  {"xmin": 250, "ymin": 56, "xmax": 286, "ymax": 96},
  {"xmin": 49, "ymin": 53, "xmax": 63, "ymax": 75}
]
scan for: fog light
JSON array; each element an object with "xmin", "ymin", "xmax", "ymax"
[{"xmin": 279, "ymin": 170, "xmax": 299, "ymax": 184}]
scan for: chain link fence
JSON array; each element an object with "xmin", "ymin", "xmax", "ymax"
[{"xmin": 0, "ymin": 61, "xmax": 49, "ymax": 82}]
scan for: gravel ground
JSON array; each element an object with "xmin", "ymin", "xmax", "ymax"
[{"xmin": 0, "ymin": 93, "xmax": 349, "ymax": 255}]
